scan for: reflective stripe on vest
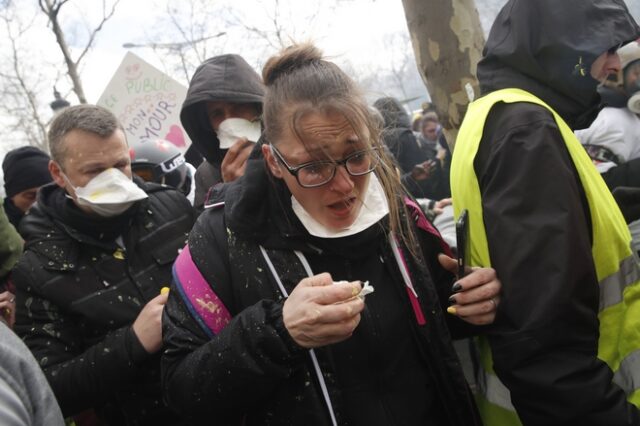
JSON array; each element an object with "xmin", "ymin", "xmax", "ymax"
[
  {"xmin": 476, "ymin": 364, "xmax": 515, "ymax": 412},
  {"xmin": 450, "ymin": 88, "xmax": 640, "ymax": 424},
  {"xmin": 613, "ymin": 349, "xmax": 640, "ymax": 399},
  {"xmin": 599, "ymin": 255, "xmax": 640, "ymax": 311}
]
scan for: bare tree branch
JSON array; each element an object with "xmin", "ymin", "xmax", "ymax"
[
  {"xmin": 38, "ymin": 0, "xmax": 120, "ymax": 104},
  {"xmin": 0, "ymin": 7, "xmax": 48, "ymax": 150},
  {"xmin": 74, "ymin": 0, "xmax": 120, "ymax": 67},
  {"xmin": 39, "ymin": 0, "xmax": 87, "ymax": 103}
]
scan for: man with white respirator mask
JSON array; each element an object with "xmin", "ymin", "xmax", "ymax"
[
  {"xmin": 180, "ymin": 53, "xmax": 264, "ymax": 210},
  {"xmin": 12, "ymin": 104, "xmax": 195, "ymax": 425}
]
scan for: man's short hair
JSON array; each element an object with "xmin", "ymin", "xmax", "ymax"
[{"xmin": 48, "ymin": 104, "xmax": 123, "ymax": 165}]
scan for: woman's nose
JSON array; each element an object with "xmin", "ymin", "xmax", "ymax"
[{"xmin": 329, "ymin": 165, "xmax": 355, "ymax": 193}]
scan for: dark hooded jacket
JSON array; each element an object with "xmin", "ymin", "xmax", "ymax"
[
  {"xmin": 180, "ymin": 54, "xmax": 264, "ymax": 209},
  {"xmin": 373, "ymin": 97, "xmax": 449, "ymax": 200},
  {"xmin": 470, "ymin": 1, "xmax": 640, "ymax": 425},
  {"xmin": 161, "ymin": 145, "xmax": 482, "ymax": 425},
  {"xmin": 373, "ymin": 97, "xmax": 420, "ymax": 173},
  {"xmin": 12, "ymin": 181, "xmax": 195, "ymax": 425}
]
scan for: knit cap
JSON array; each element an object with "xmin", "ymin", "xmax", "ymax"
[{"xmin": 3, "ymin": 146, "xmax": 52, "ymax": 198}]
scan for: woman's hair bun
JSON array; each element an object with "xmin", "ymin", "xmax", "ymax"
[{"xmin": 262, "ymin": 42, "xmax": 323, "ymax": 86}]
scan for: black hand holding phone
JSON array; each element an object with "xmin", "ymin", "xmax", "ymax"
[{"xmin": 456, "ymin": 209, "xmax": 470, "ymax": 278}]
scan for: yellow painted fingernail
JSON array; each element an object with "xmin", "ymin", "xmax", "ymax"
[
  {"xmin": 160, "ymin": 287, "xmax": 170, "ymax": 295},
  {"xmin": 447, "ymin": 306, "xmax": 457, "ymax": 315}
]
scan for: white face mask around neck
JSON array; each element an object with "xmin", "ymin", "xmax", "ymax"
[
  {"xmin": 291, "ymin": 173, "xmax": 390, "ymax": 239},
  {"xmin": 63, "ymin": 168, "xmax": 148, "ymax": 217}
]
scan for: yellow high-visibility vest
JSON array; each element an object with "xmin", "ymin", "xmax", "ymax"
[{"xmin": 450, "ymin": 88, "xmax": 640, "ymax": 425}]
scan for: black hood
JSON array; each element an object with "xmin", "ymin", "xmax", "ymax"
[
  {"xmin": 478, "ymin": 0, "xmax": 639, "ymax": 129},
  {"xmin": 180, "ymin": 54, "xmax": 264, "ymax": 163}
]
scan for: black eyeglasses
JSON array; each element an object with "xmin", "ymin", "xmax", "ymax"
[{"xmin": 269, "ymin": 144, "xmax": 380, "ymax": 188}]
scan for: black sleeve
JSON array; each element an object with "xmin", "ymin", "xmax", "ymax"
[
  {"xmin": 193, "ymin": 161, "xmax": 222, "ymax": 211},
  {"xmin": 415, "ymin": 225, "xmax": 482, "ymax": 339},
  {"xmin": 383, "ymin": 129, "xmax": 425, "ymax": 173},
  {"xmin": 612, "ymin": 187, "xmax": 640, "ymax": 223},
  {"xmin": 12, "ymin": 254, "xmax": 151, "ymax": 417},
  {"xmin": 601, "ymin": 157, "xmax": 640, "ymax": 190},
  {"xmin": 161, "ymin": 211, "xmax": 306, "ymax": 423},
  {"xmin": 475, "ymin": 103, "xmax": 639, "ymax": 425}
]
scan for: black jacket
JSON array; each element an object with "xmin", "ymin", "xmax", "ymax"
[
  {"xmin": 13, "ymin": 181, "xmax": 195, "ymax": 425},
  {"xmin": 180, "ymin": 54, "xmax": 264, "ymax": 209},
  {"xmin": 473, "ymin": 1, "xmax": 640, "ymax": 424},
  {"xmin": 162, "ymin": 147, "xmax": 481, "ymax": 425}
]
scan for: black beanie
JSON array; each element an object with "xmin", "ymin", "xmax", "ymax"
[{"xmin": 3, "ymin": 146, "xmax": 52, "ymax": 198}]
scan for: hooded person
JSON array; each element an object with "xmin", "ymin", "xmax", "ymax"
[
  {"xmin": 575, "ymin": 40, "xmax": 640, "ymax": 255},
  {"xmin": 180, "ymin": 54, "xmax": 264, "ymax": 210},
  {"xmin": 373, "ymin": 97, "xmax": 449, "ymax": 200},
  {"xmin": 372, "ymin": 96, "xmax": 417, "ymax": 173},
  {"xmin": 576, "ymin": 40, "xmax": 640, "ymax": 177},
  {"xmin": 2, "ymin": 146, "xmax": 52, "ymax": 230},
  {"xmin": 449, "ymin": 1, "xmax": 640, "ymax": 425}
]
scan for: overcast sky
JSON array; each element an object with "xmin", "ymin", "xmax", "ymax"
[
  {"xmin": 79, "ymin": 0, "xmax": 411, "ymax": 103},
  {"xmin": 68, "ymin": 0, "xmax": 640, "ymax": 104}
]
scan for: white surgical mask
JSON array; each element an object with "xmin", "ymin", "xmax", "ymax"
[
  {"xmin": 291, "ymin": 173, "xmax": 390, "ymax": 238},
  {"xmin": 217, "ymin": 118, "xmax": 261, "ymax": 149},
  {"xmin": 628, "ymin": 92, "xmax": 640, "ymax": 114},
  {"xmin": 627, "ymin": 80, "xmax": 640, "ymax": 114},
  {"xmin": 64, "ymin": 168, "xmax": 148, "ymax": 217}
]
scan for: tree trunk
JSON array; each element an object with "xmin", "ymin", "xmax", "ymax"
[{"xmin": 401, "ymin": 0, "xmax": 485, "ymax": 149}]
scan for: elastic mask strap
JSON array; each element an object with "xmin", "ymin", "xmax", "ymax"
[
  {"xmin": 60, "ymin": 172, "xmax": 79, "ymax": 200},
  {"xmin": 258, "ymin": 246, "xmax": 338, "ymax": 426}
]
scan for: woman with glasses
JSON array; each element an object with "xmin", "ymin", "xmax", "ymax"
[{"xmin": 161, "ymin": 42, "xmax": 500, "ymax": 426}]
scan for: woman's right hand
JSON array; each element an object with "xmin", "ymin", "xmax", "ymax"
[{"xmin": 283, "ymin": 273, "xmax": 364, "ymax": 348}]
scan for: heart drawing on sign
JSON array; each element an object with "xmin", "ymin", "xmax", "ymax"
[{"xmin": 165, "ymin": 125, "xmax": 186, "ymax": 148}]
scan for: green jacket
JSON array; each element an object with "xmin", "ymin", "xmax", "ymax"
[{"xmin": 0, "ymin": 198, "xmax": 22, "ymax": 280}]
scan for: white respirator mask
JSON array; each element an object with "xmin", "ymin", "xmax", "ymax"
[
  {"xmin": 64, "ymin": 168, "xmax": 148, "ymax": 217},
  {"xmin": 627, "ymin": 88, "xmax": 640, "ymax": 114}
]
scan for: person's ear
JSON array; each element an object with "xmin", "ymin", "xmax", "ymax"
[
  {"xmin": 262, "ymin": 144, "xmax": 283, "ymax": 178},
  {"xmin": 48, "ymin": 160, "xmax": 66, "ymax": 188}
]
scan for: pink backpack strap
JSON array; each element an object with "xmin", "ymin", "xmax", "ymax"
[
  {"xmin": 172, "ymin": 245, "xmax": 232, "ymax": 338},
  {"xmin": 404, "ymin": 197, "xmax": 453, "ymax": 257}
]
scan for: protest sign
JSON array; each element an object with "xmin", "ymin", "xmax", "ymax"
[{"xmin": 97, "ymin": 52, "xmax": 191, "ymax": 151}]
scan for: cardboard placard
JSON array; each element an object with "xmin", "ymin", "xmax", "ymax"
[{"xmin": 96, "ymin": 52, "xmax": 191, "ymax": 152}]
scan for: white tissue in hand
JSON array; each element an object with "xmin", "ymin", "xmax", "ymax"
[{"xmin": 333, "ymin": 280, "xmax": 375, "ymax": 299}]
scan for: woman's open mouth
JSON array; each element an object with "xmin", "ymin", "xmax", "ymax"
[{"xmin": 327, "ymin": 197, "xmax": 357, "ymax": 217}]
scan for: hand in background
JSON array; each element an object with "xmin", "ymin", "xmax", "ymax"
[
  {"xmin": 132, "ymin": 292, "xmax": 169, "ymax": 354},
  {"xmin": 0, "ymin": 291, "xmax": 15, "ymax": 328},
  {"xmin": 221, "ymin": 139, "xmax": 254, "ymax": 182}
]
